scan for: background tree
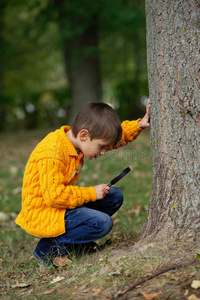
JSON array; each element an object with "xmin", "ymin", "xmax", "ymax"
[
  {"xmin": 142, "ymin": 0, "xmax": 200, "ymax": 242},
  {"xmin": 0, "ymin": 0, "xmax": 11, "ymax": 131},
  {"xmin": 0, "ymin": 0, "xmax": 69, "ymax": 131},
  {"xmin": 54, "ymin": 0, "xmax": 102, "ymax": 124},
  {"xmin": 53, "ymin": 0, "xmax": 148, "ymax": 123}
]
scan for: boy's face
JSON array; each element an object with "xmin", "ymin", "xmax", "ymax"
[{"xmin": 78, "ymin": 130, "xmax": 109, "ymax": 160}]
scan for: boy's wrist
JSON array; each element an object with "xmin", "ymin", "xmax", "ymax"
[{"xmin": 137, "ymin": 118, "xmax": 146, "ymax": 129}]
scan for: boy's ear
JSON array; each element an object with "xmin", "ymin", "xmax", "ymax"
[{"xmin": 79, "ymin": 129, "xmax": 90, "ymax": 142}]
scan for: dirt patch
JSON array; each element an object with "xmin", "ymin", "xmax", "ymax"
[{"xmin": 45, "ymin": 236, "xmax": 200, "ymax": 300}]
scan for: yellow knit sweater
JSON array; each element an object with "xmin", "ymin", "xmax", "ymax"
[{"xmin": 15, "ymin": 120, "xmax": 143, "ymax": 237}]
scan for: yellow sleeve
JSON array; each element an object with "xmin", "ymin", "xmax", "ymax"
[
  {"xmin": 121, "ymin": 118, "xmax": 144, "ymax": 144},
  {"xmin": 108, "ymin": 118, "xmax": 144, "ymax": 150},
  {"xmin": 37, "ymin": 158, "xmax": 96, "ymax": 209}
]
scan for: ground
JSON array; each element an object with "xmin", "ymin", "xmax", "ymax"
[{"xmin": 0, "ymin": 129, "xmax": 200, "ymax": 299}]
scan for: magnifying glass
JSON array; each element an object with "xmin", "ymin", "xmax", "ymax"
[{"xmin": 108, "ymin": 167, "xmax": 131, "ymax": 187}]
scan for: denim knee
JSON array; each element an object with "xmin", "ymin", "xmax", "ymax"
[
  {"xmin": 94, "ymin": 213, "xmax": 113, "ymax": 237},
  {"xmin": 110, "ymin": 187, "xmax": 124, "ymax": 208}
]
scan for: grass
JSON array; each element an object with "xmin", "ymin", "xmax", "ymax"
[{"xmin": 0, "ymin": 128, "xmax": 199, "ymax": 299}]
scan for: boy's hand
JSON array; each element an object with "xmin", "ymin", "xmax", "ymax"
[
  {"xmin": 138, "ymin": 99, "xmax": 150, "ymax": 128},
  {"xmin": 94, "ymin": 184, "xmax": 110, "ymax": 200}
]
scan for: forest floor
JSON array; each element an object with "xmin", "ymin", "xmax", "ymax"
[{"xmin": 0, "ymin": 128, "xmax": 200, "ymax": 300}]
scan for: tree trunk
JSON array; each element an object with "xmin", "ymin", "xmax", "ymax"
[
  {"xmin": 63, "ymin": 23, "xmax": 102, "ymax": 124},
  {"xmin": 54, "ymin": 0, "xmax": 102, "ymax": 124},
  {"xmin": 141, "ymin": 0, "xmax": 200, "ymax": 242}
]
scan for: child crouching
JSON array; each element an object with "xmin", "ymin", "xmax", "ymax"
[{"xmin": 16, "ymin": 101, "xmax": 150, "ymax": 265}]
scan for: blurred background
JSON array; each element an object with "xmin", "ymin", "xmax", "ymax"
[{"xmin": 0, "ymin": 0, "xmax": 148, "ymax": 132}]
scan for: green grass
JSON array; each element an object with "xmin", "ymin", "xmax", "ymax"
[
  {"xmin": 3, "ymin": 128, "xmax": 199, "ymax": 299},
  {"xmin": 0, "ymin": 128, "xmax": 152, "ymax": 298}
]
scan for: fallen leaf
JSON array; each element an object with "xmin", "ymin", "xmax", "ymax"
[
  {"xmin": 11, "ymin": 282, "xmax": 31, "ymax": 289},
  {"xmin": 184, "ymin": 289, "xmax": 189, "ymax": 296},
  {"xmin": 191, "ymin": 280, "xmax": 200, "ymax": 289},
  {"xmin": 38, "ymin": 288, "xmax": 56, "ymax": 296},
  {"xmin": 93, "ymin": 288, "xmax": 102, "ymax": 296},
  {"xmin": 50, "ymin": 276, "xmax": 65, "ymax": 284},
  {"xmin": 53, "ymin": 256, "xmax": 72, "ymax": 268},
  {"xmin": 79, "ymin": 284, "xmax": 87, "ymax": 290},
  {"xmin": 12, "ymin": 187, "xmax": 22, "ymax": 195},
  {"xmin": 40, "ymin": 271, "xmax": 52, "ymax": 278},
  {"xmin": 113, "ymin": 217, "xmax": 119, "ymax": 224},
  {"xmin": 188, "ymin": 295, "xmax": 200, "ymax": 300},
  {"xmin": 10, "ymin": 166, "xmax": 18, "ymax": 175},
  {"xmin": 0, "ymin": 212, "xmax": 9, "ymax": 221},
  {"xmin": 140, "ymin": 290, "xmax": 162, "ymax": 300},
  {"xmin": 128, "ymin": 203, "xmax": 144, "ymax": 216}
]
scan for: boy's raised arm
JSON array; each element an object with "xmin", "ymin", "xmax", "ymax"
[{"xmin": 108, "ymin": 99, "xmax": 150, "ymax": 150}]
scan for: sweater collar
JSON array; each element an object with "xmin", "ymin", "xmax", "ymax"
[{"xmin": 60, "ymin": 126, "xmax": 83, "ymax": 158}]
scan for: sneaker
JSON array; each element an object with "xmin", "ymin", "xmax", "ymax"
[{"xmin": 33, "ymin": 238, "xmax": 58, "ymax": 266}]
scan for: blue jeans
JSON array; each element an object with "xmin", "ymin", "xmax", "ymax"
[{"xmin": 34, "ymin": 187, "xmax": 123, "ymax": 261}]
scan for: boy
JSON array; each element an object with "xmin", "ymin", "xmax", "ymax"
[{"xmin": 16, "ymin": 101, "xmax": 150, "ymax": 265}]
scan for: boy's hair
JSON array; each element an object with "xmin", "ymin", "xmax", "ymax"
[{"xmin": 71, "ymin": 102, "xmax": 122, "ymax": 146}]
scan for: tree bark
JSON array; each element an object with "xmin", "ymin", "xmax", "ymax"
[
  {"xmin": 141, "ymin": 0, "xmax": 200, "ymax": 242},
  {"xmin": 54, "ymin": 0, "xmax": 102, "ymax": 124}
]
